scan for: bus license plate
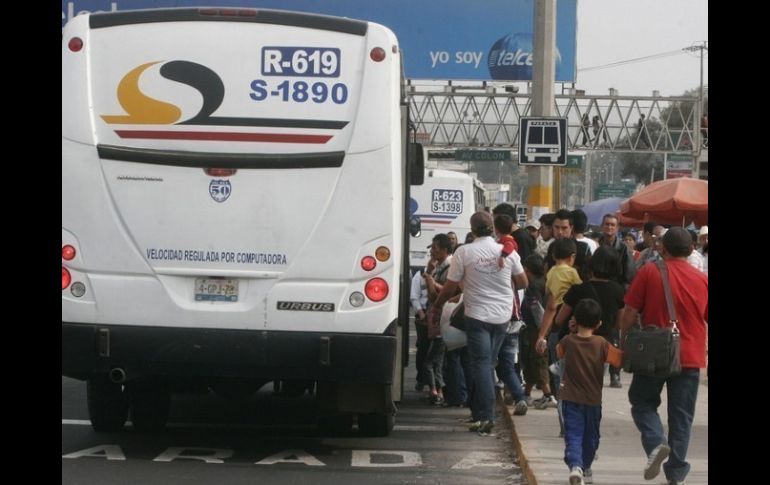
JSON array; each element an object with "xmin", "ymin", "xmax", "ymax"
[{"xmin": 195, "ymin": 278, "xmax": 239, "ymax": 302}]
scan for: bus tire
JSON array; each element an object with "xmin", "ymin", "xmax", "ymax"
[
  {"xmin": 87, "ymin": 378, "xmax": 128, "ymax": 432},
  {"xmin": 357, "ymin": 412, "xmax": 395, "ymax": 437},
  {"xmin": 128, "ymin": 379, "xmax": 171, "ymax": 433}
]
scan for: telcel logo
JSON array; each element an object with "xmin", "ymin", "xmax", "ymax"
[{"xmin": 489, "ymin": 49, "xmax": 533, "ymax": 67}]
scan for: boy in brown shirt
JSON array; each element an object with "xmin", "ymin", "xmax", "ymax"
[{"xmin": 556, "ymin": 298, "xmax": 622, "ymax": 485}]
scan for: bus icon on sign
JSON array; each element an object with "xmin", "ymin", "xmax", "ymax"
[{"xmin": 519, "ymin": 117, "xmax": 567, "ymax": 166}]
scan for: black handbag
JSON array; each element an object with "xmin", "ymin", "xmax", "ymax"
[
  {"xmin": 622, "ymin": 260, "xmax": 682, "ymax": 378},
  {"xmin": 449, "ymin": 302, "xmax": 466, "ymax": 331}
]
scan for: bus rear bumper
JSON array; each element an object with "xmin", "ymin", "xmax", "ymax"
[{"xmin": 61, "ymin": 322, "xmax": 396, "ymax": 384}]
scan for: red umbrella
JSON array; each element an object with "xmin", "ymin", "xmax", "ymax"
[
  {"xmin": 619, "ymin": 178, "xmax": 708, "ymax": 226},
  {"xmin": 617, "ymin": 211, "xmax": 648, "ymax": 228}
]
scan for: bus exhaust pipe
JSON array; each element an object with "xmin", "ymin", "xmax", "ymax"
[{"xmin": 109, "ymin": 367, "xmax": 127, "ymax": 384}]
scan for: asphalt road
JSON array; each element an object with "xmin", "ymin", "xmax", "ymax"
[{"xmin": 62, "ymin": 329, "xmax": 524, "ymax": 485}]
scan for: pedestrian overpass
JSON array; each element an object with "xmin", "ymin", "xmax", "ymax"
[{"xmin": 406, "ymin": 84, "xmax": 706, "ymax": 156}]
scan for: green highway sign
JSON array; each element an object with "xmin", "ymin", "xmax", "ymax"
[
  {"xmin": 566, "ymin": 153, "xmax": 584, "ymax": 169},
  {"xmin": 594, "ymin": 182, "xmax": 636, "ymax": 200},
  {"xmin": 667, "ymin": 153, "xmax": 693, "ymax": 163},
  {"xmin": 455, "ymin": 149, "xmax": 511, "ymax": 162}
]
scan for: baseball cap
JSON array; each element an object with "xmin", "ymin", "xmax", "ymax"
[
  {"xmin": 525, "ymin": 219, "xmax": 541, "ymax": 230},
  {"xmin": 698, "ymin": 225, "xmax": 708, "ymax": 236}
]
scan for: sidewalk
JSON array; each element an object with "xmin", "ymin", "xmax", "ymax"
[{"xmin": 501, "ymin": 371, "xmax": 708, "ymax": 485}]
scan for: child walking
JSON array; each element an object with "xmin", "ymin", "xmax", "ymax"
[{"xmin": 557, "ymin": 298, "xmax": 622, "ymax": 485}]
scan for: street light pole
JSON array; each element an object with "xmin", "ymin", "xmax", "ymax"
[{"xmin": 683, "ymin": 41, "xmax": 708, "ymax": 156}]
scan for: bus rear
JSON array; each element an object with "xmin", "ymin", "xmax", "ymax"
[
  {"xmin": 409, "ymin": 169, "xmax": 484, "ymax": 271},
  {"xmin": 62, "ymin": 8, "xmax": 408, "ymax": 436}
]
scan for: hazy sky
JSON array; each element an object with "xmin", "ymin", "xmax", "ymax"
[{"xmin": 575, "ymin": 0, "xmax": 707, "ymax": 97}]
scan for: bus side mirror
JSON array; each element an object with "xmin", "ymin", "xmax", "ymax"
[
  {"xmin": 408, "ymin": 142, "xmax": 424, "ymax": 185},
  {"xmin": 409, "ymin": 215, "xmax": 421, "ymax": 237}
]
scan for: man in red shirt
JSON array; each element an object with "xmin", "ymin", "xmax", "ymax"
[{"xmin": 620, "ymin": 227, "xmax": 708, "ymax": 485}]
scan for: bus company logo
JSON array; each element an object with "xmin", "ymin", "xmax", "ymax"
[
  {"xmin": 209, "ymin": 179, "xmax": 232, "ymax": 203},
  {"xmin": 277, "ymin": 301, "xmax": 335, "ymax": 312},
  {"xmin": 100, "ymin": 60, "xmax": 342, "ymax": 144},
  {"xmin": 487, "ymin": 32, "xmax": 561, "ymax": 81}
]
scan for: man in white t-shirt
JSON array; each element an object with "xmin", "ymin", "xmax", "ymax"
[{"xmin": 428, "ymin": 211, "xmax": 528, "ymax": 436}]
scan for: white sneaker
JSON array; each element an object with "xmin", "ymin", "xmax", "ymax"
[
  {"xmin": 644, "ymin": 443, "xmax": 671, "ymax": 480},
  {"xmin": 535, "ymin": 395, "xmax": 558, "ymax": 409},
  {"xmin": 569, "ymin": 466, "xmax": 584, "ymax": 485},
  {"xmin": 583, "ymin": 468, "xmax": 593, "ymax": 484},
  {"xmin": 513, "ymin": 400, "xmax": 528, "ymax": 416}
]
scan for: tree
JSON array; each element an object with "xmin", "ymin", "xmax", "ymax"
[
  {"xmin": 659, "ymin": 87, "xmax": 708, "ymax": 150},
  {"xmin": 621, "ymin": 153, "xmax": 664, "ymax": 183}
]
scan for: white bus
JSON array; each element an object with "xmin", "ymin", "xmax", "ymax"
[
  {"xmin": 409, "ymin": 169, "xmax": 485, "ymax": 271},
  {"xmin": 62, "ymin": 7, "xmax": 423, "ymax": 436}
]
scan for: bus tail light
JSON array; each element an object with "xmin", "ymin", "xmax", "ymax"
[
  {"xmin": 375, "ymin": 246, "xmax": 390, "ymax": 262},
  {"xmin": 349, "ymin": 292, "xmax": 365, "ymax": 307},
  {"xmin": 62, "ymin": 267, "xmax": 71, "ymax": 290},
  {"xmin": 62, "ymin": 245, "xmax": 76, "ymax": 261},
  {"xmin": 370, "ymin": 47, "xmax": 386, "ymax": 62},
  {"xmin": 205, "ymin": 168, "xmax": 237, "ymax": 177},
  {"xmin": 364, "ymin": 278, "xmax": 388, "ymax": 302},
  {"xmin": 68, "ymin": 37, "xmax": 83, "ymax": 52},
  {"xmin": 361, "ymin": 256, "xmax": 377, "ymax": 271}
]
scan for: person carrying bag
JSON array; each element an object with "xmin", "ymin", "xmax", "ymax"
[
  {"xmin": 618, "ymin": 227, "xmax": 707, "ymax": 485},
  {"xmin": 621, "ymin": 260, "xmax": 681, "ymax": 377}
]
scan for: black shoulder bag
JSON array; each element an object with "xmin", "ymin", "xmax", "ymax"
[{"xmin": 621, "ymin": 260, "xmax": 682, "ymax": 378}]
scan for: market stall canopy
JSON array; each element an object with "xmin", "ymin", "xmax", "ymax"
[{"xmin": 619, "ymin": 178, "xmax": 708, "ymax": 227}]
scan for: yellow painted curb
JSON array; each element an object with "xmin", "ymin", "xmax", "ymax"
[{"xmin": 497, "ymin": 391, "xmax": 538, "ymax": 485}]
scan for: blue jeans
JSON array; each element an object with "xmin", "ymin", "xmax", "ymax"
[
  {"xmin": 562, "ymin": 400, "xmax": 602, "ymax": 471},
  {"xmin": 629, "ymin": 369, "xmax": 700, "ymax": 483},
  {"xmin": 414, "ymin": 318, "xmax": 429, "ymax": 387},
  {"xmin": 497, "ymin": 332, "xmax": 525, "ymax": 402},
  {"xmin": 423, "ymin": 337, "xmax": 446, "ymax": 389},
  {"xmin": 443, "ymin": 348, "xmax": 469, "ymax": 406},
  {"xmin": 465, "ymin": 316, "xmax": 508, "ymax": 422}
]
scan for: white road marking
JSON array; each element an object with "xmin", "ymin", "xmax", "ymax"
[
  {"xmin": 256, "ymin": 449, "xmax": 325, "ymax": 466},
  {"xmin": 62, "ymin": 419, "xmax": 459, "ymax": 433},
  {"xmin": 451, "ymin": 451, "xmax": 515, "ymax": 470},
  {"xmin": 62, "ymin": 444, "xmax": 126, "ymax": 461},
  {"xmin": 154, "ymin": 447, "xmax": 233, "ymax": 463}
]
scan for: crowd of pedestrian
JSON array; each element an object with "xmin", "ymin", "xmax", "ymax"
[{"xmin": 412, "ymin": 204, "xmax": 708, "ymax": 485}]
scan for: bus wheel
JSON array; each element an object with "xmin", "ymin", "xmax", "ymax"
[
  {"xmin": 128, "ymin": 379, "xmax": 170, "ymax": 433},
  {"xmin": 357, "ymin": 412, "xmax": 395, "ymax": 437},
  {"xmin": 87, "ymin": 378, "xmax": 128, "ymax": 432},
  {"xmin": 317, "ymin": 413, "xmax": 354, "ymax": 436}
]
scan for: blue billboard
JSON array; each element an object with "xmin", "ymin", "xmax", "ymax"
[{"xmin": 62, "ymin": 0, "xmax": 577, "ymax": 82}]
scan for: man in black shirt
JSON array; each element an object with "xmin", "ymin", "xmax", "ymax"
[
  {"xmin": 545, "ymin": 209, "xmax": 591, "ymax": 282},
  {"xmin": 597, "ymin": 213, "xmax": 636, "ymax": 287}
]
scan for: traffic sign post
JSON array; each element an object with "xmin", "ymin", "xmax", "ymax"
[
  {"xmin": 519, "ymin": 117, "xmax": 568, "ymax": 166},
  {"xmin": 665, "ymin": 152, "xmax": 694, "ymax": 179}
]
